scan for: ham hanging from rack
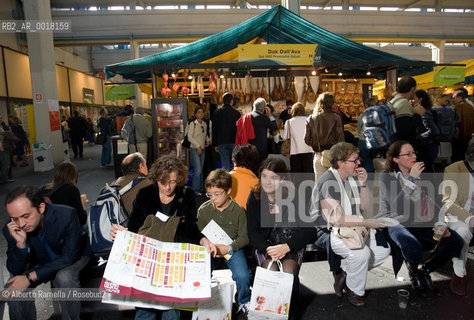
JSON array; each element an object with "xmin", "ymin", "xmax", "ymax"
[
  {"xmin": 261, "ymin": 78, "xmax": 269, "ymax": 102},
  {"xmin": 278, "ymin": 77, "xmax": 285, "ymax": 100},
  {"xmin": 190, "ymin": 75, "xmax": 195, "ymax": 95},
  {"xmin": 302, "ymin": 78, "xmax": 308, "ymax": 106},
  {"xmin": 198, "ymin": 76, "xmax": 204, "ymax": 104},
  {"xmin": 244, "ymin": 76, "xmax": 250, "ymax": 104},
  {"xmin": 285, "ymin": 76, "xmax": 294, "ymax": 101},
  {"xmin": 235, "ymin": 78, "xmax": 242, "ymax": 101},
  {"xmin": 306, "ymin": 76, "xmax": 317, "ymax": 103},
  {"xmin": 271, "ymin": 76, "xmax": 281, "ymax": 101},
  {"xmin": 218, "ymin": 77, "xmax": 224, "ymax": 104},
  {"xmin": 292, "ymin": 78, "xmax": 298, "ymax": 102},
  {"xmin": 230, "ymin": 77, "xmax": 235, "ymax": 95}
]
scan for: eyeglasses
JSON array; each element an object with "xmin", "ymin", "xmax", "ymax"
[
  {"xmin": 345, "ymin": 157, "xmax": 362, "ymax": 164},
  {"xmin": 206, "ymin": 191, "xmax": 225, "ymax": 198},
  {"xmin": 399, "ymin": 151, "xmax": 417, "ymax": 157},
  {"xmin": 201, "ymin": 125, "xmax": 205, "ymax": 133}
]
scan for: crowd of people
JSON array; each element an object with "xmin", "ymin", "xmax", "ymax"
[{"xmin": 2, "ymin": 76, "xmax": 474, "ymax": 320}]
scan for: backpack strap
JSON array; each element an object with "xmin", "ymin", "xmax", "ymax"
[{"xmin": 117, "ymin": 176, "xmax": 147, "ymax": 196}]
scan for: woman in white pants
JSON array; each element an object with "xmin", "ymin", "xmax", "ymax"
[{"xmin": 314, "ymin": 142, "xmax": 390, "ymax": 306}]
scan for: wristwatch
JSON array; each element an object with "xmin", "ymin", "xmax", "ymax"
[
  {"xmin": 25, "ymin": 273, "xmax": 34, "ymax": 285},
  {"xmin": 227, "ymin": 245, "xmax": 234, "ymax": 255}
]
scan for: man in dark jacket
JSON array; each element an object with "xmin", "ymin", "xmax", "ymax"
[
  {"xmin": 248, "ymin": 98, "xmax": 278, "ymax": 164},
  {"xmin": 68, "ymin": 110, "xmax": 87, "ymax": 158},
  {"xmin": 212, "ymin": 93, "xmax": 241, "ymax": 170},
  {"xmin": 3, "ymin": 186, "xmax": 90, "ymax": 320}
]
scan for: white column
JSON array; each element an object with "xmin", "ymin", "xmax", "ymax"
[
  {"xmin": 282, "ymin": 0, "xmax": 300, "ymax": 16},
  {"xmin": 431, "ymin": 41, "xmax": 445, "ymax": 64},
  {"xmin": 130, "ymin": 40, "xmax": 143, "ymax": 107},
  {"xmin": 23, "ymin": 0, "xmax": 63, "ymax": 164}
]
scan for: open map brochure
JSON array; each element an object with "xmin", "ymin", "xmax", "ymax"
[{"xmin": 100, "ymin": 230, "xmax": 211, "ymax": 303}]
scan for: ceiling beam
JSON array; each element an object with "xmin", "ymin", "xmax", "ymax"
[{"xmin": 404, "ymin": 0, "xmax": 421, "ymax": 9}]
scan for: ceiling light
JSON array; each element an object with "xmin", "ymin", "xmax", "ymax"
[
  {"xmin": 338, "ymin": 71, "xmax": 343, "ymax": 76},
  {"xmin": 311, "ymin": 70, "xmax": 317, "ymax": 76},
  {"xmin": 220, "ymin": 74, "xmax": 225, "ymax": 79}
]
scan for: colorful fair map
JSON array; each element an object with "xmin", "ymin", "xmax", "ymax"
[{"xmin": 100, "ymin": 230, "xmax": 211, "ymax": 303}]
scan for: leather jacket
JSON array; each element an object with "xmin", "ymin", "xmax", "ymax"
[{"xmin": 304, "ymin": 111, "xmax": 344, "ymax": 152}]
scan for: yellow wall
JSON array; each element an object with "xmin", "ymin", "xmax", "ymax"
[
  {"xmin": 68, "ymin": 69, "xmax": 104, "ymax": 105},
  {"xmin": 4, "ymin": 48, "xmax": 32, "ymax": 99},
  {"xmin": 0, "ymin": 49, "xmax": 6, "ymax": 97},
  {"xmin": 56, "ymin": 65, "xmax": 70, "ymax": 102}
]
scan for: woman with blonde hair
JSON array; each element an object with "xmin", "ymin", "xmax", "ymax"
[{"xmin": 304, "ymin": 92, "xmax": 344, "ymax": 180}]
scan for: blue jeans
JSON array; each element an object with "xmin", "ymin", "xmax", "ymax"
[
  {"xmin": 211, "ymin": 250, "xmax": 251, "ymax": 305},
  {"xmin": 101, "ymin": 136, "xmax": 111, "ymax": 166},
  {"xmin": 135, "ymin": 308, "xmax": 180, "ymax": 320},
  {"xmin": 189, "ymin": 148, "xmax": 205, "ymax": 192},
  {"xmin": 388, "ymin": 225, "xmax": 463, "ymax": 264},
  {"xmin": 218, "ymin": 143, "xmax": 235, "ymax": 171},
  {"xmin": 358, "ymin": 139, "xmax": 374, "ymax": 173}
]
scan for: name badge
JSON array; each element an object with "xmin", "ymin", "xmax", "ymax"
[{"xmin": 155, "ymin": 211, "xmax": 169, "ymax": 222}]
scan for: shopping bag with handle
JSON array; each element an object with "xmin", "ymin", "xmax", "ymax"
[
  {"xmin": 192, "ymin": 280, "xmax": 234, "ymax": 320},
  {"xmin": 248, "ymin": 260, "xmax": 294, "ymax": 320}
]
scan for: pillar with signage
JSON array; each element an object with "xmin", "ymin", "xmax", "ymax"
[{"xmin": 24, "ymin": 0, "xmax": 63, "ymax": 165}]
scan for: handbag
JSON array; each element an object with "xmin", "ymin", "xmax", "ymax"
[
  {"xmin": 249, "ymin": 260, "xmax": 293, "ymax": 319},
  {"xmin": 181, "ymin": 122, "xmax": 192, "ymax": 148},
  {"xmin": 138, "ymin": 192, "xmax": 185, "ymax": 242},
  {"xmin": 138, "ymin": 213, "xmax": 180, "ymax": 242},
  {"xmin": 320, "ymin": 149, "xmax": 331, "ymax": 168},
  {"xmin": 281, "ymin": 121, "xmax": 291, "ymax": 156},
  {"xmin": 95, "ymin": 133, "xmax": 106, "ymax": 145},
  {"xmin": 328, "ymin": 205, "xmax": 368, "ymax": 250}
]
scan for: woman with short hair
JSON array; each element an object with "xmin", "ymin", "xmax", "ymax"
[
  {"xmin": 313, "ymin": 142, "xmax": 390, "ymax": 306},
  {"xmin": 111, "ymin": 155, "xmax": 216, "ymax": 320}
]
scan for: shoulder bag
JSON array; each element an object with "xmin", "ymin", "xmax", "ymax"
[
  {"xmin": 281, "ymin": 120, "xmax": 291, "ymax": 156},
  {"xmin": 181, "ymin": 122, "xmax": 192, "ymax": 148},
  {"xmin": 328, "ymin": 205, "xmax": 368, "ymax": 250}
]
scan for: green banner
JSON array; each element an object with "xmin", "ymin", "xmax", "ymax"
[
  {"xmin": 105, "ymin": 84, "xmax": 136, "ymax": 100},
  {"xmin": 433, "ymin": 66, "xmax": 465, "ymax": 85}
]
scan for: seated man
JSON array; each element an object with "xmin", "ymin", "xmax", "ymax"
[
  {"xmin": 197, "ymin": 169, "xmax": 251, "ymax": 318},
  {"xmin": 115, "ymin": 152, "xmax": 152, "ymax": 215},
  {"xmin": 3, "ymin": 185, "xmax": 90, "ymax": 320}
]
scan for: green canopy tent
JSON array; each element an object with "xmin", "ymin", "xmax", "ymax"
[{"xmin": 104, "ymin": 5, "xmax": 434, "ymax": 82}]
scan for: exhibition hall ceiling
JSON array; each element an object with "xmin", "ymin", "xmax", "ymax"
[{"xmin": 49, "ymin": 0, "xmax": 474, "ymax": 10}]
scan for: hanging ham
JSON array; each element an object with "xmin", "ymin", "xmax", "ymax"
[
  {"xmin": 271, "ymin": 76, "xmax": 281, "ymax": 101},
  {"xmin": 218, "ymin": 77, "xmax": 224, "ymax": 104},
  {"xmin": 306, "ymin": 76, "xmax": 317, "ymax": 103},
  {"xmin": 278, "ymin": 77, "xmax": 285, "ymax": 100},
  {"xmin": 261, "ymin": 78, "xmax": 269, "ymax": 102}
]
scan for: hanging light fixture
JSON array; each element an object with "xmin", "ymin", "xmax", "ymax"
[
  {"xmin": 311, "ymin": 70, "xmax": 317, "ymax": 76},
  {"xmin": 338, "ymin": 71, "xmax": 343, "ymax": 76},
  {"xmin": 366, "ymin": 70, "xmax": 372, "ymax": 76}
]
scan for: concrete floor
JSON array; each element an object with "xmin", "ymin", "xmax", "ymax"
[{"xmin": 1, "ymin": 143, "xmax": 474, "ymax": 319}]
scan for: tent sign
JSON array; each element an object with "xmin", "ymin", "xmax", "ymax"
[
  {"xmin": 238, "ymin": 44, "xmax": 318, "ymax": 66},
  {"xmin": 433, "ymin": 66, "xmax": 465, "ymax": 85}
]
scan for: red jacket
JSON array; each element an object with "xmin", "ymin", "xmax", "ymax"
[{"xmin": 235, "ymin": 113, "xmax": 255, "ymax": 145}]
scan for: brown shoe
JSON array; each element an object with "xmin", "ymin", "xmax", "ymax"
[
  {"xmin": 333, "ymin": 271, "xmax": 346, "ymax": 297},
  {"xmin": 346, "ymin": 286, "xmax": 365, "ymax": 307},
  {"xmin": 449, "ymin": 275, "xmax": 467, "ymax": 296}
]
